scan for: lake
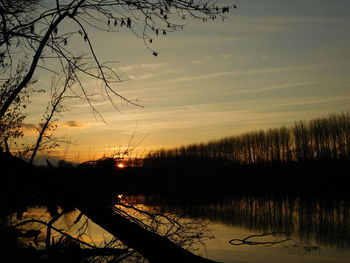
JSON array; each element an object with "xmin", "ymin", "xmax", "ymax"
[
  {"xmin": 17, "ymin": 193, "xmax": 350, "ymax": 263},
  {"xmin": 130, "ymin": 194, "xmax": 350, "ymax": 263}
]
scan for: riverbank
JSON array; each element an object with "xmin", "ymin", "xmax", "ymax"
[{"xmin": 112, "ymin": 159, "xmax": 350, "ymax": 198}]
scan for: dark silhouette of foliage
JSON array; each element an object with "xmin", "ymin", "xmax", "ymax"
[
  {"xmin": 0, "ymin": 59, "xmax": 40, "ymax": 146},
  {"xmin": 0, "ymin": 0, "xmax": 234, "ymax": 122}
]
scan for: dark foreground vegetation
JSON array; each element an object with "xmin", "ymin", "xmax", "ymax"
[
  {"xmin": 1, "ymin": 152, "xmax": 222, "ymax": 263},
  {"xmin": 111, "ymin": 161, "xmax": 349, "ymax": 202}
]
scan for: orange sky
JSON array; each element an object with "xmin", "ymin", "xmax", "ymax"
[{"xmin": 17, "ymin": 0, "xmax": 350, "ymax": 163}]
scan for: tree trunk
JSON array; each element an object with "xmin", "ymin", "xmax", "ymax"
[{"xmin": 74, "ymin": 196, "xmax": 220, "ymax": 263}]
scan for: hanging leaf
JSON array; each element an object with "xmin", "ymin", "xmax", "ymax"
[
  {"xmin": 152, "ymin": 51, "xmax": 158, "ymax": 56},
  {"xmin": 223, "ymin": 7, "xmax": 231, "ymax": 13},
  {"xmin": 127, "ymin": 18, "xmax": 131, "ymax": 28}
]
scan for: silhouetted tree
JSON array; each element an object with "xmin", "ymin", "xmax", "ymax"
[
  {"xmin": 1, "ymin": 2, "xmax": 235, "ymax": 262},
  {"xmin": 0, "ymin": 0, "xmax": 234, "ymax": 121},
  {"xmin": 28, "ymin": 57, "xmax": 84, "ymax": 164},
  {"xmin": 0, "ymin": 59, "xmax": 40, "ymax": 149},
  {"xmin": 144, "ymin": 111, "xmax": 350, "ymax": 167}
]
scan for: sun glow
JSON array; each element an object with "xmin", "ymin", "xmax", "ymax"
[{"xmin": 116, "ymin": 163, "xmax": 126, "ymax": 169}]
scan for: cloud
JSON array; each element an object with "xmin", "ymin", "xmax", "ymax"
[
  {"xmin": 22, "ymin": 123, "xmax": 39, "ymax": 131},
  {"xmin": 119, "ymin": 65, "xmax": 134, "ymax": 71},
  {"xmin": 164, "ymin": 67, "xmax": 291, "ymax": 84},
  {"xmin": 220, "ymin": 53, "xmax": 232, "ymax": 59},
  {"xmin": 119, "ymin": 63, "xmax": 171, "ymax": 72},
  {"xmin": 261, "ymin": 54, "xmax": 271, "ymax": 61},
  {"xmin": 230, "ymin": 81, "xmax": 318, "ymax": 95},
  {"xmin": 190, "ymin": 56, "xmax": 212, "ymax": 65},
  {"xmin": 139, "ymin": 63, "xmax": 171, "ymax": 70},
  {"xmin": 63, "ymin": 121, "xmax": 86, "ymax": 128},
  {"xmin": 229, "ymin": 16, "xmax": 349, "ymax": 34},
  {"xmin": 269, "ymin": 94, "xmax": 350, "ymax": 108},
  {"xmin": 137, "ymin": 74, "xmax": 155, "ymax": 80},
  {"xmin": 21, "ymin": 123, "xmax": 39, "ymax": 136},
  {"xmin": 185, "ymin": 105, "xmax": 195, "ymax": 110}
]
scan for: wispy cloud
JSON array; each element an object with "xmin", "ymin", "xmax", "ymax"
[
  {"xmin": 62, "ymin": 121, "xmax": 87, "ymax": 128},
  {"xmin": 228, "ymin": 16, "xmax": 350, "ymax": 34},
  {"xmin": 230, "ymin": 81, "xmax": 318, "ymax": 95},
  {"xmin": 190, "ymin": 56, "xmax": 213, "ymax": 64},
  {"xmin": 136, "ymin": 74, "xmax": 155, "ymax": 80},
  {"xmin": 22, "ymin": 123, "xmax": 39, "ymax": 131},
  {"xmin": 119, "ymin": 63, "xmax": 171, "ymax": 72},
  {"xmin": 165, "ymin": 67, "xmax": 291, "ymax": 84},
  {"xmin": 220, "ymin": 53, "xmax": 232, "ymax": 59},
  {"xmin": 269, "ymin": 94, "xmax": 350, "ymax": 109}
]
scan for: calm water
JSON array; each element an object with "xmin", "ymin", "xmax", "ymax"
[
  {"xmin": 138, "ymin": 194, "xmax": 350, "ymax": 263},
  {"xmin": 17, "ymin": 194, "xmax": 350, "ymax": 263}
]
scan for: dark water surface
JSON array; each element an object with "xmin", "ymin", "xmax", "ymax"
[{"xmin": 136, "ymin": 194, "xmax": 350, "ymax": 263}]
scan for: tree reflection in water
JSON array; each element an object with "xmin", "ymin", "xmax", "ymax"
[
  {"xmin": 139, "ymin": 194, "xmax": 350, "ymax": 250},
  {"xmin": 5, "ymin": 196, "xmax": 215, "ymax": 263},
  {"xmin": 114, "ymin": 195, "xmax": 214, "ymax": 251}
]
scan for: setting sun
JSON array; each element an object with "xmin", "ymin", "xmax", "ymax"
[{"xmin": 116, "ymin": 163, "xmax": 126, "ymax": 169}]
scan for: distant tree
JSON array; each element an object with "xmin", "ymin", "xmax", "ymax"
[{"xmin": 145, "ymin": 112, "xmax": 350, "ymax": 167}]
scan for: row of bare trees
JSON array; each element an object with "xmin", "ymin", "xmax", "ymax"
[{"xmin": 145, "ymin": 111, "xmax": 350, "ymax": 167}]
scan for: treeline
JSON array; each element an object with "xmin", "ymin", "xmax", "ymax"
[{"xmin": 144, "ymin": 111, "xmax": 350, "ymax": 167}]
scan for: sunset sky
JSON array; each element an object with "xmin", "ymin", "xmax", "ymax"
[{"xmin": 24, "ymin": 0, "xmax": 350, "ymax": 162}]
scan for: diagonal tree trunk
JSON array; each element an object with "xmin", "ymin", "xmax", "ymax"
[{"xmin": 74, "ymin": 196, "xmax": 221, "ymax": 263}]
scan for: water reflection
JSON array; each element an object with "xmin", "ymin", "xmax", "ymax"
[{"xmin": 135, "ymin": 195, "xmax": 350, "ymax": 250}]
